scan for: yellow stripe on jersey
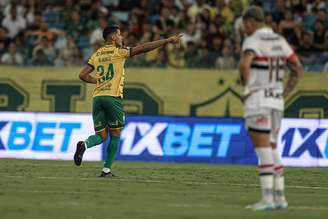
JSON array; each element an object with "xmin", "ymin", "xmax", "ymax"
[{"xmin": 88, "ymin": 45, "xmax": 130, "ymax": 98}]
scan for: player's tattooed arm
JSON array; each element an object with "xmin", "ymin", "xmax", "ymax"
[
  {"xmin": 79, "ymin": 65, "xmax": 97, "ymax": 84},
  {"xmin": 284, "ymin": 55, "xmax": 303, "ymax": 98},
  {"xmin": 239, "ymin": 50, "xmax": 255, "ymax": 86},
  {"xmin": 130, "ymin": 34, "xmax": 182, "ymax": 57}
]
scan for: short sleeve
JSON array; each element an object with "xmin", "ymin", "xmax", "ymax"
[
  {"xmin": 282, "ymin": 38, "xmax": 296, "ymax": 61},
  {"xmin": 117, "ymin": 47, "xmax": 131, "ymax": 59},
  {"xmin": 87, "ymin": 55, "xmax": 95, "ymax": 69},
  {"xmin": 242, "ymin": 36, "xmax": 259, "ymax": 55}
]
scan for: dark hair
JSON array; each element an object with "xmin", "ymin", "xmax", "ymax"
[
  {"xmin": 242, "ymin": 6, "xmax": 265, "ymax": 22},
  {"xmin": 102, "ymin": 25, "xmax": 119, "ymax": 40},
  {"xmin": 315, "ymin": 20, "xmax": 324, "ymax": 26},
  {"xmin": 318, "ymin": 8, "xmax": 326, "ymax": 14},
  {"xmin": 41, "ymin": 36, "xmax": 48, "ymax": 41},
  {"xmin": 302, "ymin": 31, "xmax": 311, "ymax": 38}
]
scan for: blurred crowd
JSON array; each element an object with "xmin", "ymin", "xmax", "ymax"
[{"xmin": 0, "ymin": 0, "xmax": 327, "ymax": 71}]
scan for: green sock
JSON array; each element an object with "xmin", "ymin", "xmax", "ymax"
[
  {"xmin": 104, "ymin": 135, "xmax": 120, "ymax": 169},
  {"xmin": 84, "ymin": 134, "xmax": 103, "ymax": 148}
]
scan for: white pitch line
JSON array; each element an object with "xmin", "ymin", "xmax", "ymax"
[
  {"xmin": 2, "ymin": 175, "xmax": 328, "ymax": 191},
  {"xmin": 166, "ymin": 204, "xmax": 328, "ymax": 211},
  {"xmin": 289, "ymin": 206, "xmax": 328, "ymax": 210}
]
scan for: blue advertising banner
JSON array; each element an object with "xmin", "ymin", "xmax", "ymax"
[
  {"xmin": 0, "ymin": 112, "xmax": 102, "ymax": 161},
  {"xmin": 1, "ymin": 112, "xmax": 327, "ymax": 167},
  {"xmin": 103, "ymin": 115, "xmax": 257, "ymax": 164}
]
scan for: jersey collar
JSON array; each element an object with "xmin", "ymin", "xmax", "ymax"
[{"xmin": 254, "ymin": 27, "xmax": 274, "ymax": 35}]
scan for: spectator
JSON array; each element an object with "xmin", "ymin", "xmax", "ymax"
[
  {"xmin": 187, "ymin": 0, "xmax": 210, "ymax": 22},
  {"xmin": 215, "ymin": 44, "xmax": 236, "ymax": 69},
  {"xmin": 15, "ymin": 31, "xmax": 29, "ymax": 58},
  {"xmin": 31, "ymin": 48, "xmax": 51, "ymax": 66},
  {"xmin": 297, "ymin": 32, "xmax": 318, "ymax": 66},
  {"xmin": 85, "ymin": 0, "xmax": 108, "ymax": 21},
  {"xmin": 22, "ymin": 0, "xmax": 36, "ymax": 26},
  {"xmin": 233, "ymin": 15, "xmax": 244, "ymax": 55},
  {"xmin": 265, "ymin": 14, "xmax": 279, "ymax": 33},
  {"xmin": 131, "ymin": 0, "xmax": 149, "ymax": 22},
  {"xmin": 154, "ymin": 7, "xmax": 175, "ymax": 34},
  {"xmin": 27, "ymin": 11, "xmax": 43, "ymax": 31},
  {"xmin": 176, "ymin": 9, "xmax": 188, "ymax": 30},
  {"xmin": 316, "ymin": 8, "xmax": 328, "ymax": 30},
  {"xmin": 175, "ymin": 0, "xmax": 192, "ymax": 11},
  {"xmin": 33, "ymin": 36, "xmax": 55, "ymax": 63},
  {"xmin": 199, "ymin": 7, "xmax": 212, "ymax": 29},
  {"xmin": 55, "ymin": 35, "xmax": 81, "ymax": 66},
  {"xmin": 42, "ymin": 3, "xmax": 62, "ymax": 29},
  {"xmin": 313, "ymin": 20, "xmax": 327, "ymax": 50},
  {"xmin": 211, "ymin": 0, "xmax": 234, "ymax": 24},
  {"xmin": 184, "ymin": 41, "xmax": 199, "ymax": 68},
  {"xmin": 166, "ymin": 43, "xmax": 185, "ymax": 68},
  {"xmin": 82, "ymin": 41, "xmax": 101, "ymax": 63},
  {"xmin": 144, "ymin": 33, "xmax": 165, "ymax": 67},
  {"xmin": 0, "ymin": 0, "xmax": 325, "ymax": 69},
  {"xmin": 27, "ymin": 21, "xmax": 65, "ymax": 44},
  {"xmin": 290, "ymin": 0, "xmax": 307, "ymax": 16},
  {"xmin": 3, "ymin": 0, "xmax": 24, "ymax": 18},
  {"xmin": 0, "ymin": 0, "xmax": 10, "ymax": 8},
  {"xmin": 102, "ymin": 0, "xmax": 119, "ymax": 8},
  {"xmin": 1, "ymin": 42, "xmax": 24, "ymax": 65},
  {"xmin": 197, "ymin": 41, "xmax": 217, "ymax": 68},
  {"xmin": 0, "ymin": 27, "xmax": 10, "ymax": 56},
  {"xmin": 2, "ymin": 5, "xmax": 26, "ymax": 38},
  {"xmin": 210, "ymin": 35, "xmax": 222, "ymax": 57},
  {"xmin": 169, "ymin": 6, "xmax": 181, "ymax": 26},
  {"xmin": 89, "ymin": 17, "xmax": 108, "ymax": 45},
  {"xmin": 325, "ymin": 31, "xmax": 328, "ymax": 49},
  {"xmin": 229, "ymin": 0, "xmax": 247, "ymax": 17},
  {"xmin": 62, "ymin": 0, "xmax": 80, "ymax": 23},
  {"xmin": 65, "ymin": 10, "xmax": 85, "ymax": 40},
  {"xmin": 181, "ymin": 22, "xmax": 201, "ymax": 47},
  {"xmin": 272, "ymin": 0, "xmax": 286, "ymax": 23},
  {"xmin": 309, "ymin": 0, "xmax": 326, "ymax": 13},
  {"xmin": 279, "ymin": 10, "xmax": 302, "ymax": 46},
  {"xmin": 128, "ymin": 14, "xmax": 142, "ymax": 37}
]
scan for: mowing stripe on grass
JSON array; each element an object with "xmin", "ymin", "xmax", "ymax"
[{"xmin": 2, "ymin": 175, "xmax": 327, "ymax": 190}]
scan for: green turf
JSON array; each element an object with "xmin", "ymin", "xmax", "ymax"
[{"xmin": 0, "ymin": 159, "xmax": 327, "ymax": 219}]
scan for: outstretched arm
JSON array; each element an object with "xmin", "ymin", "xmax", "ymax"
[
  {"xmin": 130, "ymin": 34, "xmax": 182, "ymax": 57},
  {"xmin": 283, "ymin": 54, "xmax": 303, "ymax": 97},
  {"xmin": 79, "ymin": 65, "xmax": 97, "ymax": 84}
]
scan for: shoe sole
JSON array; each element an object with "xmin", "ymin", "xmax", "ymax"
[
  {"xmin": 245, "ymin": 204, "xmax": 275, "ymax": 211},
  {"xmin": 99, "ymin": 173, "xmax": 116, "ymax": 178},
  {"xmin": 74, "ymin": 141, "xmax": 85, "ymax": 166}
]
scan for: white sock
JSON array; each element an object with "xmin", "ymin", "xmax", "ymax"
[
  {"xmin": 272, "ymin": 148, "xmax": 286, "ymax": 203},
  {"xmin": 274, "ymin": 176, "xmax": 286, "ymax": 203},
  {"xmin": 102, "ymin": 167, "xmax": 110, "ymax": 173},
  {"xmin": 83, "ymin": 140, "xmax": 88, "ymax": 149},
  {"xmin": 272, "ymin": 148, "xmax": 282, "ymax": 166},
  {"xmin": 255, "ymin": 147, "xmax": 274, "ymax": 203}
]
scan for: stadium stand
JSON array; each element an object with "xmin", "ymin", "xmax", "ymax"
[{"xmin": 0, "ymin": 0, "xmax": 327, "ymax": 70}]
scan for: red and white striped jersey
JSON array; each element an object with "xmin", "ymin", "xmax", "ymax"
[{"xmin": 242, "ymin": 27, "xmax": 295, "ymax": 111}]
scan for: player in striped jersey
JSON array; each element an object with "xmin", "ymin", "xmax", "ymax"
[{"xmin": 239, "ymin": 6, "xmax": 303, "ymax": 211}]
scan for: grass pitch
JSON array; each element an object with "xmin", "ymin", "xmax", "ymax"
[{"xmin": 0, "ymin": 159, "xmax": 327, "ymax": 219}]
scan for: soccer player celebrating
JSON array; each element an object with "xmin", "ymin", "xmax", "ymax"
[
  {"xmin": 239, "ymin": 6, "xmax": 303, "ymax": 210},
  {"xmin": 74, "ymin": 24, "xmax": 182, "ymax": 177}
]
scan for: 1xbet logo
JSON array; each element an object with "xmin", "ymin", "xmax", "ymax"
[
  {"xmin": 0, "ymin": 121, "xmax": 8, "ymax": 150},
  {"xmin": 281, "ymin": 127, "xmax": 328, "ymax": 158},
  {"xmin": 0, "ymin": 121, "xmax": 81, "ymax": 152}
]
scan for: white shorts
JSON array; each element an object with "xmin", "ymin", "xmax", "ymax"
[{"xmin": 245, "ymin": 109, "xmax": 283, "ymax": 144}]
